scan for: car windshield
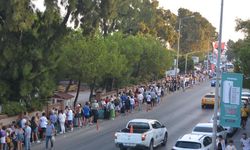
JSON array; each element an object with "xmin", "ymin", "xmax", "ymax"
[
  {"xmin": 193, "ymin": 127, "xmax": 212, "ymax": 133},
  {"xmin": 205, "ymin": 95, "xmax": 215, "ymax": 98},
  {"xmin": 175, "ymin": 141, "xmax": 201, "ymax": 149},
  {"xmin": 127, "ymin": 122, "xmax": 150, "ymax": 130},
  {"xmin": 242, "ymin": 94, "xmax": 250, "ymax": 97}
]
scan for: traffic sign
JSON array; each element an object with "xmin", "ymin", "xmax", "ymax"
[{"xmin": 220, "ymin": 72, "xmax": 243, "ymax": 127}]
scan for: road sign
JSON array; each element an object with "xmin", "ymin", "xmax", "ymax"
[{"xmin": 220, "ymin": 72, "xmax": 243, "ymax": 127}]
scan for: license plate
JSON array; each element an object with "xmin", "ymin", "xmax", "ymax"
[{"xmin": 124, "ymin": 143, "xmax": 136, "ymax": 147}]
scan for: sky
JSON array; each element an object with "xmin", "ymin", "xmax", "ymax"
[
  {"xmin": 32, "ymin": 0, "xmax": 249, "ymax": 42},
  {"xmin": 158, "ymin": 0, "xmax": 250, "ymax": 42}
]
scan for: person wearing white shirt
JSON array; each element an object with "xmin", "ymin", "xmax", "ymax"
[
  {"xmin": 137, "ymin": 92, "xmax": 144, "ymax": 111},
  {"xmin": 216, "ymin": 135, "xmax": 226, "ymax": 150},
  {"xmin": 58, "ymin": 110, "xmax": 66, "ymax": 134},
  {"xmin": 130, "ymin": 96, "xmax": 135, "ymax": 113},
  {"xmin": 226, "ymin": 139, "xmax": 237, "ymax": 150},
  {"xmin": 67, "ymin": 108, "xmax": 73, "ymax": 131},
  {"xmin": 21, "ymin": 118, "xmax": 27, "ymax": 129},
  {"xmin": 39, "ymin": 112, "xmax": 47, "ymax": 140},
  {"xmin": 241, "ymin": 133, "xmax": 250, "ymax": 150}
]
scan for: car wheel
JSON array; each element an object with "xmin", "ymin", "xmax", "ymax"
[
  {"xmin": 162, "ymin": 133, "xmax": 168, "ymax": 146},
  {"xmin": 148, "ymin": 140, "xmax": 154, "ymax": 150},
  {"xmin": 120, "ymin": 147, "xmax": 127, "ymax": 150}
]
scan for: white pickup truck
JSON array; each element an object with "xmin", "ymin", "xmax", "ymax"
[{"xmin": 114, "ymin": 119, "xmax": 168, "ymax": 150}]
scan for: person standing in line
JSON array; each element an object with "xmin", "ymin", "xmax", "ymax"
[
  {"xmin": 83, "ymin": 102, "xmax": 91, "ymax": 126},
  {"xmin": 146, "ymin": 93, "xmax": 152, "ymax": 112},
  {"xmin": 0, "ymin": 126, "xmax": 7, "ymax": 150},
  {"xmin": 130, "ymin": 96, "xmax": 135, "ymax": 113},
  {"xmin": 24, "ymin": 123, "xmax": 31, "ymax": 150},
  {"xmin": 16, "ymin": 125, "xmax": 24, "ymax": 150},
  {"xmin": 45, "ymin": 121, "xmax": 55, "ymax": 150},
  {"xmin": 34, "ymin": 113, "xmax": 40, "ymax": 142},
  {"xmin": 137, "ymin": 92, "xmax": 144, "ymax": 111},
  {"xmin": 156, "ymin": 86, "xmax": 162, "ymax": 103},
  {"xmin": 58, "ymin": 110, "xmax": 66, "ymax": 134},
  {"xmin": 67, "ymin": 108, "xmax": 74, "ymax": 131},
  {"xmin": 109, "ymin": 101, "xmax": 115, "ymax": 120},
  {"xmin": 39, "ymin": 112, "xmax": 48, "ymax": 140},
  {"xmin": 241, "ymin": 133, "xmax": 250, "ymax": 150},
  {"xmin": 124, "ymin": 95, "xmax": 130, "ymax": 115},
  {"xmin": 31, "ymin": 115, "xmax": 40, "ymax": 143},
  {"xmin": 226, "ymin": 139, "xmax": 237, "ymax": 150}
]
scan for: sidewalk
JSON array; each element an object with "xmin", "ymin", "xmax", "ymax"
[{"xmin": 232, "ymin": 118, "xmax": 250, "ymax": 149}]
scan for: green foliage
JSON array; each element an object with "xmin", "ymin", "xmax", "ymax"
[
  {"xmin": 225, "ymin": 40, "xmax": 236, "ymax": 62},
  {"xmin": 0, "ymin": 0, "xmax": 215, "ymax": 112},
  {"xmin": 2, "ymin": 102, "xmax": 27, "ymax": 116},
  {"xmin": 178, "ymin": 56, "xmax": 194, "ymax": 73},
  {"xmin": 176, "ymin": 8, "xmax": 217, "ymax": 54},
  {"xmin": 230, "ymin": 19, "xmax": 250, "ymax": 87}
]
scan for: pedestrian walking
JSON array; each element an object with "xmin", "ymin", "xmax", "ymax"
[
  {"xmin": 24, "ymin": 122, "xmax": 31, "ymax": 150},
  {"xmin": 216, "ymin": 135, "xmax": 226, "ymax": 150},
  {"xmin": 45, "ymin": 121, "xmax": 55, "ymax": 150},
  {"xmin": 241, "ymin": 104, "xmax": 249, "ymax": 129},
  {"xmin": 241, "ymin": 133, "xmax": 250, "ymax": 150},
  {"xmin": 226, "ymin": 139, "xmax": 237, "ymax": 150}
]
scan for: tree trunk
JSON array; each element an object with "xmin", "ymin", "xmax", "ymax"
[
  {"xmin": 111, "ymin": 78, "xmax": 115, "ymax": 91},
  {"xmin": 89, "ymin": 85, "xmax": 94, "ymax": 102},
  {"xmin": 89, "ymin": 79, "xmax": 96, "ymax": 101},
  {"xmin": 64, "ymin": 79, "xmax": 73, "ymax": 93},
  {"xmin": 73, "ymin": 80, "xmax": 81, "ymax": 108}
]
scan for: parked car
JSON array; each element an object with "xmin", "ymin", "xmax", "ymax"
[
  {"xmin": 114, "ymin": 119, "xmax": 168, "ymax": 150},
  {"xmin": 192, "ymin": 123, "xmax": 227, "ymax": 140},
  {"xmin": 242, "ymin": 96, "xmax": 249, "ymax": 105},
  {"xmin": 209, "ymin": 112, "xmax": 237, "ymax": 137},
  {"xmin": 172, "ymin": 133, "xmax": 212, "ymax": 150}
]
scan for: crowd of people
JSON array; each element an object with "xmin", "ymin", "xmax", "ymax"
[
  {"xmin": 0, "ymin": 72, "xmax": 209, "ymax": 150},
  {"xmin": 215, "ymin": 132, "xmax": 250, "ymax": 150}
]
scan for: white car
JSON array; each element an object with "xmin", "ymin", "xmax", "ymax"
[
  {"xmin": 172, "ymin": 133, "xmax": 212, "ymax": 150},
  {"xmin": 192, "ymin": 123, "xmax": 227, "ymax": 140},
  {"xmin": 209, "ymin": 113, "xmax": 237, "ymax": 137},
  {"xmin": 242, "ymin": 96, "xmax": 249, "ymax": 105},
  {"xmin": 115, "ymin": 119, "xmax": 168, "ymax": 150}
]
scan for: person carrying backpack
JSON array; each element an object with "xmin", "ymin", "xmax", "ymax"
[{"xmin": 83, "ymin": 102, "xmax": 90, "ymax": 126}]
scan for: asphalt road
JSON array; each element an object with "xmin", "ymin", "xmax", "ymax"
[{"xmin": 33, "ymin": 82, "xmax": 215, "ymax": 150}]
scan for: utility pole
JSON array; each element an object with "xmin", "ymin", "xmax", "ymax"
[
  {"xmin": 176, "ymin": 16, "xmax": 194, "ymax": 77},
  {"xmin": 212, "ymin": 0, "xmax": 224, "ymax": 149}
]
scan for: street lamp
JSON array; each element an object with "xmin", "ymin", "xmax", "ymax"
[{"xmin": 176, "ymin": 15, "xmax": 194, "ymax": 77}]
